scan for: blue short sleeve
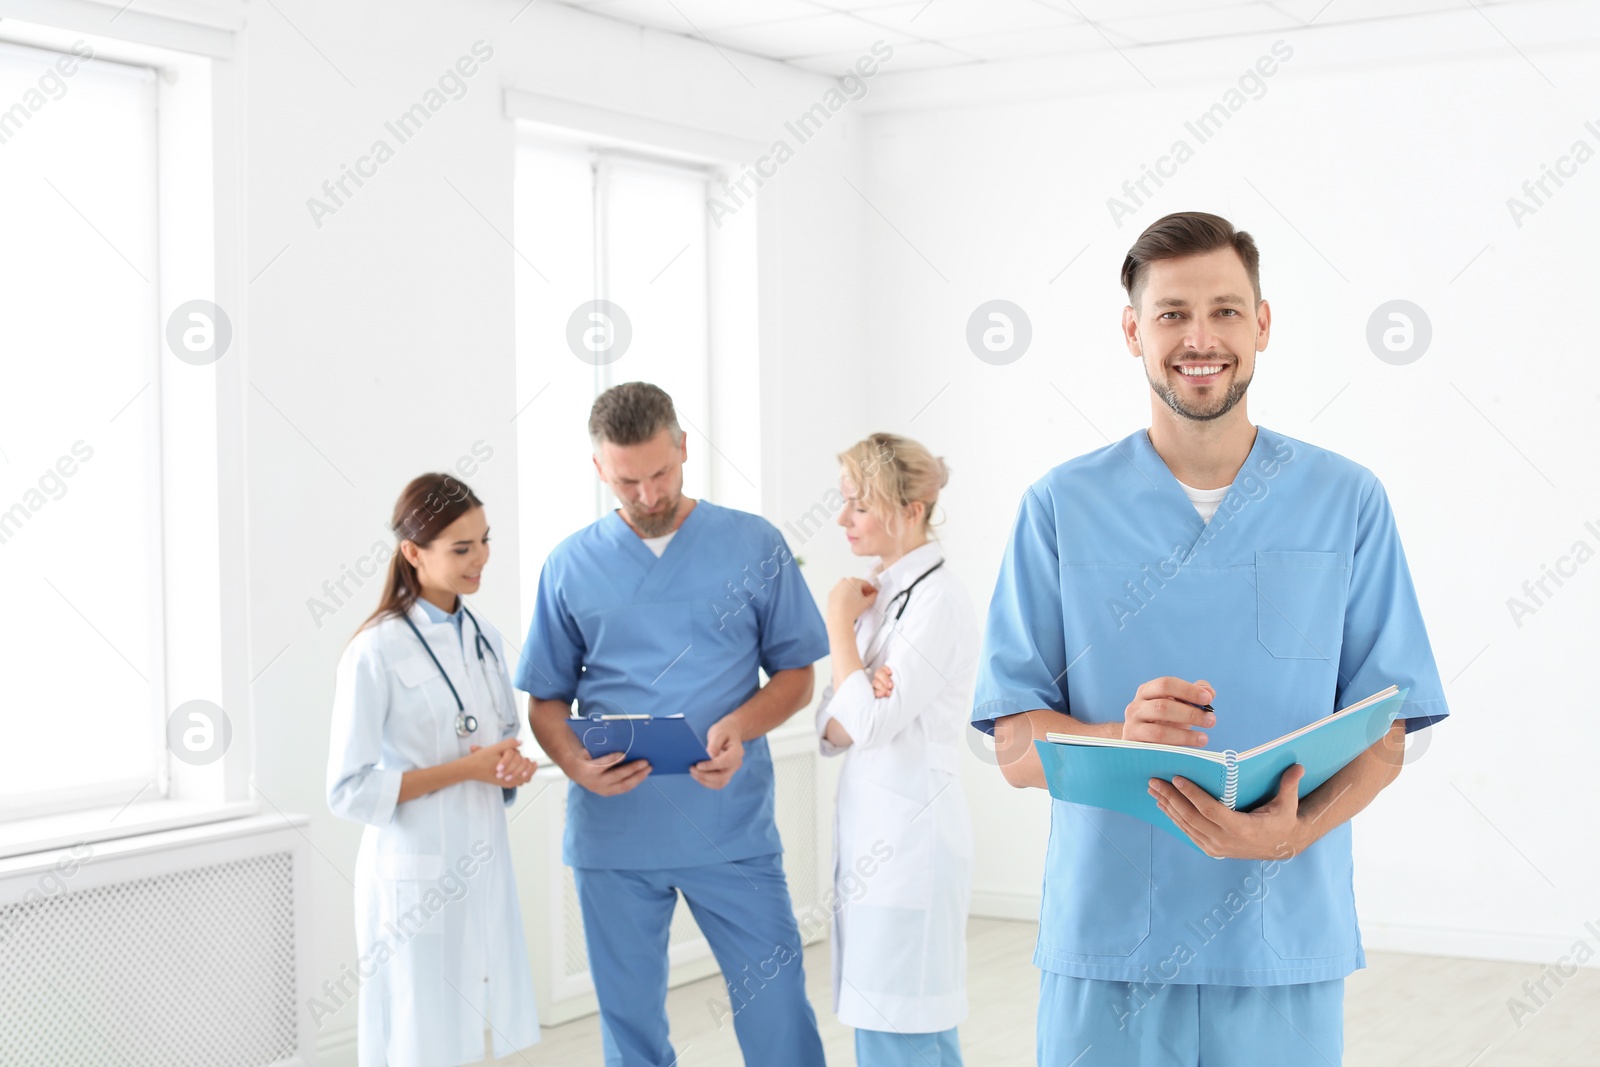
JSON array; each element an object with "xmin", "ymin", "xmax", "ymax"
[
  {"xmin": 755, "ymin": 528, "xmax": 828, "ymax": 675},
  {"xmin": 515, "ymin": 556, "xmax": 583, "ymax": 702},
  {"xmin": 972, "ymin": 486, "xmax": 1069, "ymax": 734},
  {"xmin": 1337, "ymin": 478, "xmax": 1449, "ymax": 731}
]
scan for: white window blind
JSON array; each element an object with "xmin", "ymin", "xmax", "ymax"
[
  {"xmin": 0, "ymin": 41, "xmax": 163, "ymax": 820},
  {"xmin": 512, "ymin": 138, "xmax": 721, "ymax": 621}
]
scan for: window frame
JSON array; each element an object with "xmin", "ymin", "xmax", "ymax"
[
  {"xmin": 507, "ymin": 92, "xmax": 767, "ymax": 734},
  {"xmin": 0, "ymin": 8, "xmax": 252, "ymax": 858}
]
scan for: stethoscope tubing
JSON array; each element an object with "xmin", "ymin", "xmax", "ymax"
[
  {"xmin": 401, "ymin": 602, "xmax": 504, "ymax": 737},
  {"xmin": 859, "ymin": 559, "xmax": 945, "ymax": 668}
]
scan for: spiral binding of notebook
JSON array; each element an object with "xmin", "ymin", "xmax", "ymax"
[{"xmin": 1219, "ymin": 750, "xmax": 1240, "ymax": 809}]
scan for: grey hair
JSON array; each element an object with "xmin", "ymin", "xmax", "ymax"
[{"xmin": 588, "ymin": 381, "xmax": 683, "ymax": 450}]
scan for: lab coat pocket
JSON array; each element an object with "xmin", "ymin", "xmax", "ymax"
[
  {"xmin": 840, "ymin": 903, "xmax": 929, "ymax": 998},
  {"xmin": 377, "ymin": 853, "xmax": 447, "ymax": 935},
  {"xmin": 856, "ymin": 737, "xmax": 931, "ymax": 803},
  {"xmin": 391, "ymin": 656, "xmax": 453, "ymax": 751},
  {"xmin": 1254, "ymin": 551, "xmax": 1347, "ymax": 661},
  {"xmin": 847, "ymin": 777, "xmax": 933, "ymax": 912},
  {"xmin": 393, "ymin": 655, "xmax": 438, "ymax": 689}
]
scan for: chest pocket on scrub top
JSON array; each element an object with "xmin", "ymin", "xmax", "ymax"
[{"xmin": 1254, "ymin": 551, "xmax": 1348, "ymax": 661}]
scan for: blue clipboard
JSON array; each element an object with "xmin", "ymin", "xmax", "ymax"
[{"xmin": 566, "ymin": 714, "xmax": 711, "ymax": 775}]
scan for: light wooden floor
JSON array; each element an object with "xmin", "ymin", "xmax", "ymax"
[{"xmin": 491, "ymin": 918, "xmax": 1600, "ymax": 1066}]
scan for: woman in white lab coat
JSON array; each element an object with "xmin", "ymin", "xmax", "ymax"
[
  {"xmin": 327, "ymin": 472, "xmax": 540, "ymax": 1067},
  {"xmin": 818, "ymin": 434, "xmax": 977, "ymax": 1067}
]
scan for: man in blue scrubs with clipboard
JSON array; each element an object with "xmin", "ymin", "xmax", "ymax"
[
  {"xmin": 518, "ymin": 381, "xmax": 829, "ymax": 1067},
  {"xmin": 972, "ymin": 213, "xmax": 1449, "ymax": 1065}
]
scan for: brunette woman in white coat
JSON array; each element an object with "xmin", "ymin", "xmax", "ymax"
[
  {"xmin": 327, "ymin": 473, "xmax": 540, "ymax": 1067},
  {"xmin": 817, "ymin": 434, "xmax": 977, "ymax": 1066}
]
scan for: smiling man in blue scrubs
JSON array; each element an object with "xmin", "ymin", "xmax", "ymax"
[
  {"xmin": 973, "ymin": 212, "xmax": 1449, "ymax": 1066},
  {"xmin": 518, "ymin": 381, "xmax": 829, "ymax": 1067}
]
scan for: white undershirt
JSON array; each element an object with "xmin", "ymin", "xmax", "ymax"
[
  {"xmin": 1176, "ymin": 479, "xmax": 1229, "ymax": 523},
  {"xmin": 641, "ymin": 530, "xmax": 677, "ymax": 557}
]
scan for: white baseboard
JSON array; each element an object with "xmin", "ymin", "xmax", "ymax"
[
  {"xmin": 1362, "ymin": 920, "xmax": 1600, "ymax": 969},
  {"xmin": 307, "ymin": 950, "xmax": 729, "ymax": 1064},
  {"xmin": 970, "ymin": 889, "xmax": 1041, "ymax": 923},
  {"xmin": 966, "ymin": 894, "xmax": 1600, "ymax": 972},
  {"xmin": 313, "ymin": 1025, "xmax": 357, "ymax": 1067}
]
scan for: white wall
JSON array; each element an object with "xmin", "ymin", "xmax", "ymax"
[
  {"xmin": 853, "ymin": 25, "xmax": 1600, "ymax": 960},
  {"xmin": 236, "ymin": 1, "xmax": 874, "ymax": 1057}
]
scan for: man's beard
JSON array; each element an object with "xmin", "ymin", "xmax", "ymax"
[
  {"xmin": 626, "ymin": 495, "xmax": 681, "ymax": 537},
  {"xmin": 1146, "ymin": 356, "xmax": 1252, "ymax": 422}
]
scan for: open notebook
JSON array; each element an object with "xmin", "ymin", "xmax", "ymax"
[{"xmin": 1036, "ymin": 686, "xmax": 1407, "ymax": 848}]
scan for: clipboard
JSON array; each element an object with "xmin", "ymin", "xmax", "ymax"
[{"xmin": 566, "ymin": 714, "xmax": 711, "ymax": 775}]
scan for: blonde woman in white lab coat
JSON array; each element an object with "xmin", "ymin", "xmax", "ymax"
[
  {"xmin": 818, "ymin": 434, "xmax": 977, "ymax": 1066},
  {"xmin": 326, "ymin": 472, "xmax": 540, "ymax": 1067}
]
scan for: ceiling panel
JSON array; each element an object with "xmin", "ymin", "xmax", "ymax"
[
  {"xmin": 788, "ymin": 39, "xmax": 978, "ymax": 72},
  {"xmin": 583, "ymin": 0, "xmax": 826, "ymax": 32},
  {"xmin": 711, "ymin": 11, "xmax": 916, "ymax": 58},
  {"xmin": 948, "ymin": 21, "xmax": 1132, "ymax": 61},
  {"xmin": 806, "ymin": 0, "xmax": 912, "ymax": 11},
  {"xmin": 855, "ymin": 0, "xmax": 1080, "ymax": 38},
  {"xmin": 1038, "ymin": 0, "xmax": 1252, "ymax": 20},
  {"xmin": 555, "ymin": 0, "xmax": 1559, "ymax": 75},
  {"xmin": 1102, "ymin": 4, "xmax": 1300, "ymax": 44}
]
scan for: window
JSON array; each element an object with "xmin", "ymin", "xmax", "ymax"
[
  {"xmin": 512, "ymin": 131, "xmax": 760, "ymax": 622},
  {"xmin": 0, "ymin": 20, "xmax": 245, "ymax": 854},
  {"xmin": 0, "ymin": 40, "xmax": 163, "ymax": 822}
]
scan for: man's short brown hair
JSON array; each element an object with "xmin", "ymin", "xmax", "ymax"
[
  {"xmin": 588, "ymin": 381, "xmax": 682, "ymax": 449},
  {"xmin": 1121, "ymin": 212, "xmax": 1262, "ymax": 312}
]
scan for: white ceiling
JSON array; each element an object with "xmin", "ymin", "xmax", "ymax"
[{"xmin": 552, "ymin": 0, "xmax": 1542, "ymax": 75}]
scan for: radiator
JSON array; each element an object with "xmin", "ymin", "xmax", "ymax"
[{"xmin": 0, "ymin": 816, "xmax": 313, "ymax": 1066}]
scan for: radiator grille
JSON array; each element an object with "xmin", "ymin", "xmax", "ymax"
[
  {"xmin": 0, "ymin": 852, "xmax": 299, "ymax": 1066},
  {"xmin": 774, "ymin": 748, "xmax": 822, "ymax": 937},
  {"xmin": 561, "ymin": 830, "xmax": 589, "ymax": 978}
]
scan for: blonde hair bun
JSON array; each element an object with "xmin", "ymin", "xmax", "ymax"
[{"xmin": 837, "ymin": 433, "xmax": 947, "ymax": 535}]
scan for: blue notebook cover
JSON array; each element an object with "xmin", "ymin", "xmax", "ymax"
[
  {"xmin": 566, "ymin": 714, "xmax": 711, "ymax": 775},
  {"xmin": 1035, "ymin": 686, "xmax": 1407, "ymax": 850}
]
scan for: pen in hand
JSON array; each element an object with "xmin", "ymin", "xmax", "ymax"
[{"xmin": 1123, "ymin": 678, "xmax": 1216, "ymax": 747}]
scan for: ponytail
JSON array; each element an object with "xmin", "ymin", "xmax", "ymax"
[{"xmin": 354, "ymin": 472, "xmax": 483, "ymax": 638}]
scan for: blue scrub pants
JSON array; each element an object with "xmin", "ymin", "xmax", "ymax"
[
  {"xmin": 573, "ymin": 852, "xmax": 826, "ymax": 1067},
  {"xmin": 1037, "ymin": 973, "xmax": 1344, "ymax": 1066},
  {"xmin": 856, "ymin": 1025, "xmax": 963, "ymax": 1065}
]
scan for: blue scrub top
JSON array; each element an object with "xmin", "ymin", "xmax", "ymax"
[
  {"xmin": 517, "ymin": 500, "xmax": 828, "ymax": 870},
  {"xmin": 973, "ymin": 425, "xmax": 1449, "ymax": 986}
]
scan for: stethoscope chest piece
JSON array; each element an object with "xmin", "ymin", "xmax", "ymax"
[{"xmin": 402, "ymin": 603, "xmax": 501, "ymax": 739}]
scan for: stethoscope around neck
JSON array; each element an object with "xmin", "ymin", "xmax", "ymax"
[
  {"xmin": 860, "ymin": 559, "xmax": 944, "ymax": 665},
  {"xmin": 402, "ymin": 601, "xmax": 502, "ymax": 737}
]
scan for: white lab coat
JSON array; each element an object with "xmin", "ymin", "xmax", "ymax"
[
  {"xmin": 327, "ymin": 600, "xmax": 540, "ymax": 1067},
  {"xmin": 815, "ymin": 541, "xmax": 976, "ymax": 1034}
]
